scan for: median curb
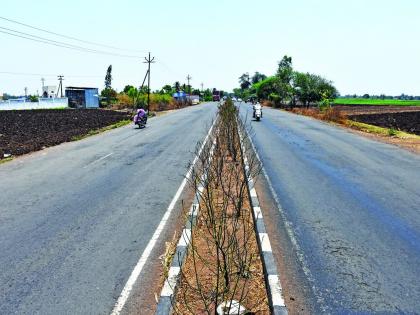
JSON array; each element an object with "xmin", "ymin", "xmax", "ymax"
[{"xmin": 239, "ymin": 127, "xmax": 288, "ymax": 315}]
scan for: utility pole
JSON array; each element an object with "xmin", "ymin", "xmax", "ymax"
[
  {"xmin": 186, "ymin": 74, "xmax": 192, "ymax": 95},
  {"xmin": 24, "ymin": 87, "xmax": 28, "ymax": 98},
  {"xmin": 143, "ymin": 52, "xmax": 155, "ymax": 112},
  {"xmin": 41, "ymin": 78, "xmax": 45, "ymax": 90},
  {"xmin": 57, "ymin": 75, "xmax": 64, "ymax": 98}
]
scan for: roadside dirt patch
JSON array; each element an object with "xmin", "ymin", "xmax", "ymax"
[
  {"xmin": 0, "ymin": 109, "xmax": 130, "ymax": 158},
  {"xmin": 333, "ymin": 105, "xmax": 420, "ymax": 115},
  {"xmin": 348, "ymin": 111, "xmax": 420, "ymax": 136}
]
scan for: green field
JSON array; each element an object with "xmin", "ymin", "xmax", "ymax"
[{"xmin": 334, "ymin": 98, "xmax": 420, "ymax": 106}]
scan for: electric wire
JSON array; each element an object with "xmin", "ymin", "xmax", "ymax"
[
  {"xmin": 0, "ymin": 15, "xmax": 146, "ymax": 53},
  {"xmin": 0, "ymin": 27, "xmax": 142, "ymax": 58}
]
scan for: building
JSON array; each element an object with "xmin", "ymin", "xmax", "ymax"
[
  {"xmin": 42, "ymin": 86, "xmax": 57, "ymax": 98},
  {"xmin": 65, "ymin": 87, "xmax": 99, "ymax": 108}
]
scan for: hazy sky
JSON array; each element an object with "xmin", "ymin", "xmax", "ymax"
[{"xmin": 1, "ymin": 0, "xmax": 419, "ymax": 96}]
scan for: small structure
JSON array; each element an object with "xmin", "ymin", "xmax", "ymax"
[
  {"xmin": 42, "ymin": 86, "xmax": 57, "ymax": 98},
  {"xmin": 173, "ymin": 91, "xmax": 187, "ymax": 101},
  {"xmin": 65, "ymin": 87, "xmax": 99, "ymax": 108}
]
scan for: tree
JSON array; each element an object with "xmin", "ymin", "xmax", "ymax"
[
  {"xmin": 276, "ymin": 56, "xmax": 294, "ymax": 105},
  {"xmin": 162, "ymin": 84, "xmax": 173, "ymax": 95},
  {"xmin": 123, "ymin": 85, "xmax": 134, "ymax": 94},
  {"xmin": 127, "ymin": 87, "xmax": 140, "ymax": 108},
  {"xmin": 293, "ymin": 72, "xmax": 337, "ymax": 108},
  {"xmin": 238, "ymin": 73, "xmax": 251, "ymax": 90},
  {"xmin": 277, "ymin": 56, "xmax": 293, "ymax": 84},
  {"xmin": 251, "ymin": 72, "xmax": 267, "ymax": 84},
  {"xmin": 174, "ymin": 81, "xmax": 181, "ymax": 92},
  {"xmin": 104, "ymin": 65, "xmax": 113, "ymax": 106},
  {"xmin": 254, "ymin": 77, "xmax": 279, "ymax": 101}
]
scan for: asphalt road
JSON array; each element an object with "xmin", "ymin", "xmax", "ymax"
[
  {"xmin": 0, "ymin": 103, "xmax": 217, "ymax": 314},
  {"xmin": 240, "ymin": 104, "xmax": 420, "ymax": 314}
]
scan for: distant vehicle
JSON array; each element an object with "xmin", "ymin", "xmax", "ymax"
[
  {"xmin": 212, "ymin": 90, "xmax": 221, "ymax": 102},
  {"xmin": 238, "ymin": 98, "xmax": 243, "ymax": 102},
  {"xmin": 190, "ymin": 95, "xmax": 200, "ymax": 105}
]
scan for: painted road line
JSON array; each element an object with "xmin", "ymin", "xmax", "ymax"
[
  {"xmin": 259, "ymin": 233, "xmax": 273, "ymax": 252},
  {"xmin": 268, "ymin": 275, "xmax": 286, "ymax": 307},
  {"xmin": 253, "ymin": 206, "xmax": 263, "ymax": 219},
  {"xmin": 83, "ymin": 152, "xmax": 113, "ymax": 168},
  {"xmin": 110, "ymin": 119, "xmax": 216, "ymax": 315},
  {"xmin": 161, "ymin": 267, "xmax": 181, "ymax": 297},
  {"xmin": 178, "ymin": 229, "xmax": 192, "ymax": 247}
]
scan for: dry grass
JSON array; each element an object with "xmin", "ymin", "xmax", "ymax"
[{"xmin": 291, "ymin": 107, "xmax": 347, "ymax": 124}]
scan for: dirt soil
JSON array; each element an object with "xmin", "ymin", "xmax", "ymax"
[
  {"xmin": 173, "ymin": 112, "xmax": 269, "ymax": 314},
  {"xmin": 333, "ymin": 105, "xmax": 420, "ymax": 115},
  {"xmin": 348, "ymin": 111, "xmax": 420, "ymax": 135},
  {"xmin": 0, "ymin": 109, "xmax": 130, "ymax": 158}
]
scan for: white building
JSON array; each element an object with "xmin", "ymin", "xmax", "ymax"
[{"xmin": 42, "ymin": 85, "xmax": 57, "ymax": 98}]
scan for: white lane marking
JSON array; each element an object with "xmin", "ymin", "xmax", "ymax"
[
  {"xmin": 178, "ymin": 229, "xmax": 192, "ymax": 247},
  {"xmin": 259, "ymin": 233, "xmax": 272, "ymax": 252},
  {"xmin": 253, "ymin": 206, "xmax": 263, "ymax": 219},
  {"xmin": 110, "ymin": 119, "xmax": 216, "ymax": 315},
  {"xmin": 189, "ymin": 204, "xmax": 200, "ymax": 216},
  {"xmin": 160, "ymin": 267, "xmax": 181, "ymax": 297},
  {"xmin": 250, "ymin": 187, "xmax": 257, "ymax": 197},
  {"xmin": 83, "ymin": 153, "xmax": 113, "ymax": 168},
  {"xmin": 268, "ymin": 275, "xmax": 285, "ymax": 306}
]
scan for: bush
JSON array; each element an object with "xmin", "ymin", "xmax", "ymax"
[{"xmin": 388, "ymin": 128, "xmax": 397, "ymax": 136}]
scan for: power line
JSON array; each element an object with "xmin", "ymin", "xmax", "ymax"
[
  {"xmin": 0, "ymin": 71, "xmax": 102, "ymax": 77},
  {"xmin": 0, "ymin": 15, "xmax": 146, "ymax": 53},
  {"xmin": 0, "ymin": 27, "xmax": 142, "ymax": 58}
]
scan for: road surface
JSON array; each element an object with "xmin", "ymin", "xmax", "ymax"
[
  {"xmin": 0, "ymin": 103, "xmax": 217, "ymax": 314},
  {"xmin": 240, "ymin": 104, "xmax": 420, "ymax": 313}
]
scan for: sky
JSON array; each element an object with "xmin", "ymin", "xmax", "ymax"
[{"xmin": 1, "ymin": 0, "xmax": 419, "ymax": 96}]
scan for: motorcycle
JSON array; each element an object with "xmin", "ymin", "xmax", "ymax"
[
  {"xmin": 133, "ymin": 110, "xmax": 148, "ymax": 129},
  {"xmin": 255, "ymin": 108, "xmax": 262, "ymax": 121}
]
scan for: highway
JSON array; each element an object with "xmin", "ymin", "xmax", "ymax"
[
  {"xmin": 1, "ymin": 101, "xmax": 419, "ymax": 314},
  {"xmin": 0, "ymin": 103, "xmax": 217, "ymax": 314},
  {"xmin": 240, "ymin": 104, "xmax": 420, "ymax": 313}
]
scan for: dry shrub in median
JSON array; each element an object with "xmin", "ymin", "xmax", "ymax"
[{"xmin": 173, "ymin": 100, "xmax": 269, "ymax": 314}]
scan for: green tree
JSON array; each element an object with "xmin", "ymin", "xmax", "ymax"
[
  {"xmin": 251, "ymin": 72, "xmax": 267, "ymax": 84},
  {"xmin": 162, "ymin": 84, "xmax": 173, "ymax": 95},
  {"xmin": 238, "ymin": 73, "xmax": 251, "ymax": 90},
  {"xmin": 127, "ymin": 87, "xmax": 140, "ymax": 108},
  {"xmin": 104, "ymin": 65, "xmax": 113, "ymax": 106},
  {"xmin": 123, "ymin": 85, "xmax": 134, "ymax": 94}
]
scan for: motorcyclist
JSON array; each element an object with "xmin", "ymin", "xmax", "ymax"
[
  {"xmin": 134, "ymin": 108, "xmax": 147, "ymax": 125},
  {"xmin": 253, "ymin": 102, "xmax": 262, "ymax": 118}
]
